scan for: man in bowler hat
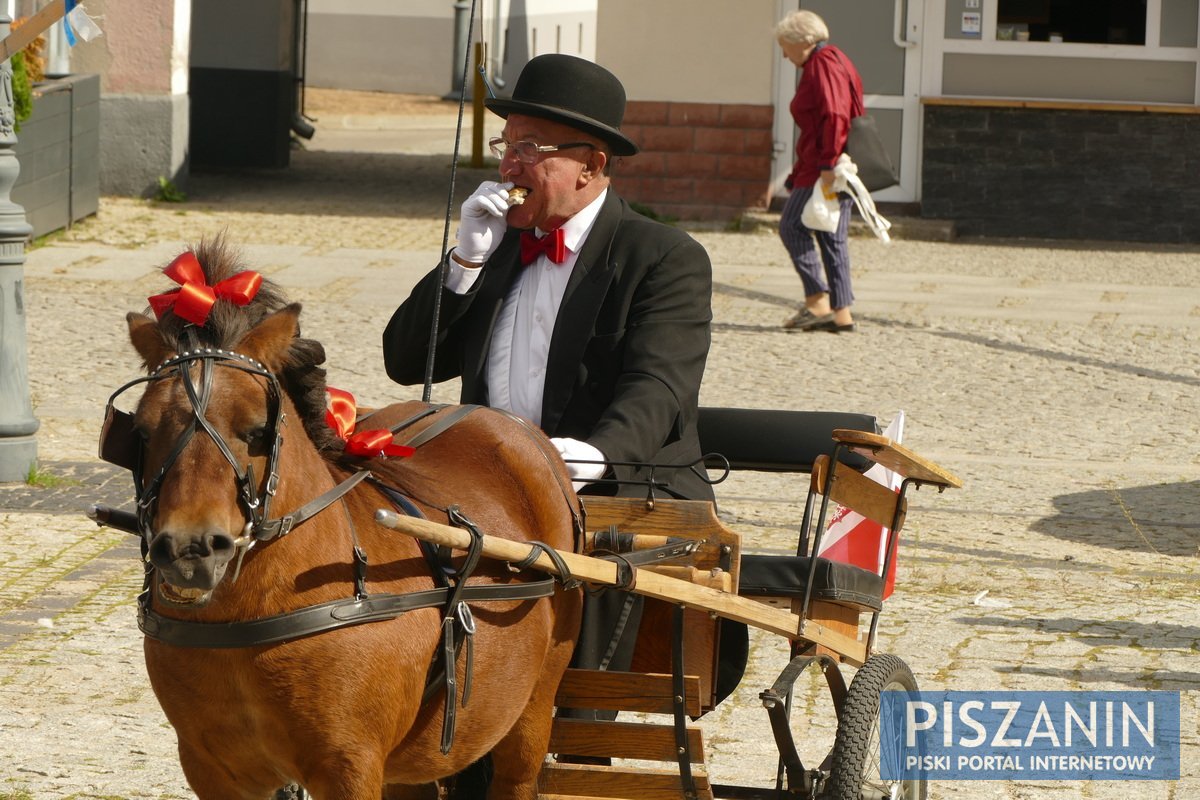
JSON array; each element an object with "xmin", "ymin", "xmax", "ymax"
[
  {"xmin": 384, "ymin": 52, "xmax": 714, "ymax": 502},
  {"xmin": 383, "ymin": 54, "xmax": 740, "ymax": 792}
]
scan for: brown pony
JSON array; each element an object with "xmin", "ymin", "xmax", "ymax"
[{"xmin": 119, "ymin": 240, "xmax": 582, "ymax": 799}]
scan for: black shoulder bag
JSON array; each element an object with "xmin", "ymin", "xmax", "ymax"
[{"xmin": 837, "ymin": 53, "xmax": 899, "ymax": 192}]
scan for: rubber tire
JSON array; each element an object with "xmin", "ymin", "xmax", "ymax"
[{"xmin": 826, "ymin": 653, "xmax": 927, "ymax": 800}]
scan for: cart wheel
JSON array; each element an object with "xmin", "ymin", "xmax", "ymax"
[{"xmin": 827, "ymin": 654, "xmax": 926, "ymax": 800}]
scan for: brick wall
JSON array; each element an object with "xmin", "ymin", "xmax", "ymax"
[
  {"xmin": 617, "ymin": 100, "xmax": 775, "ymax": 222},
  {"xmin": 922, "ymin": 104, "xmax": 1200, "ymax": 244}
]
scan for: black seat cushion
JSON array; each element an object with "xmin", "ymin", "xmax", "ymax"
[
  {"xmin": 738, "ymin": 554, "xmax": 884, "ymax": 612},
  {"xmin": 697, "ymin": 407, "xmax": 878, "ymax": 473}
]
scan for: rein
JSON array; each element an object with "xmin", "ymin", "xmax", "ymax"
[{"xmin": 425, "ymin": 0, "xmax": 483, "ymax": 402}]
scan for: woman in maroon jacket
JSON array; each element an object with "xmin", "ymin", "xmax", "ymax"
[{"xmin": 776, "ymin": 10, "xmax": 865, "ymax": 333}]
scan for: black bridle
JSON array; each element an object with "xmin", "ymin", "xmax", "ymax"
[{"xmin": 100, "ymin": 343, "xmax": 367, "ymax": 571}]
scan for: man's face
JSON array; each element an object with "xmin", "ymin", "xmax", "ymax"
[{"xmin": 497, "ymin": 113, "xmax": 607, "ymax": 231}]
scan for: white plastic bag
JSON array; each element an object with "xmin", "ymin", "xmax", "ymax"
[
  {"xmin": 832, "ymin": 154, "xmax": 893, "ymax": 243},
  {"xmin": 801, "ymin": 184, "xmax": 841, "ymax": 232}
]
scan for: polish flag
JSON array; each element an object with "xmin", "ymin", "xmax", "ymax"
[{"xmin": 817, "ymin": 412, "xmax": 905, "ymax": 598}]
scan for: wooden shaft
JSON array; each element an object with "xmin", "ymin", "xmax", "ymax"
[
  {"xmin": 0, "ymin": 0, "xmax": 66, "ymax": 62},
  {"xmin": 374, "ymin": 509, "xmax": 867, "ymax": 663},
  {"xmin": 642, "ymin": 565, "xmax": 732, "ymax": 593},
  {"xmin": 582, "ymin": 531, "xmax": 673, "ymax": 552}
]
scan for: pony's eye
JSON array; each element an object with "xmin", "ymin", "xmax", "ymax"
[{"xmin": 241, "ymin": 426, "xmax": 268, "ymax": 447}]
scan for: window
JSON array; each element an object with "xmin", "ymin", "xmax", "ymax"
[{"xmin": 998, "ymin": 0, "xmax": 1147, "ymax": 44}]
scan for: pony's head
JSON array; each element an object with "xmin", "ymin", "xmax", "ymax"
[{"xmin": 115, "ymin": 238, "xmax": 340, "ymax": 606}]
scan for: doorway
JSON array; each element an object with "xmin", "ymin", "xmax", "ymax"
[{"xmin": 773, "ymin": 0, "xmax": 926, "ymax": 203}]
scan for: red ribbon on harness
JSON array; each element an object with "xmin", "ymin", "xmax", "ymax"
[
  {"xmin": 325, "ymin": 387, "xmax": 415, "ymax": 459},
  {"xmin": 147, "ymin": 252, "xmax": 263, "ymax": 326}
]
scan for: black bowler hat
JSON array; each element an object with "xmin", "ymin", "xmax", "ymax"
[{"xmin": 486, "ymin": 54, "xmax": 639, "ymax": 156}]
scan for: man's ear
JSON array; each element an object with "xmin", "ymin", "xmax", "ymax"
[{"xmin": 581, "ymin": 148, "xmax": 609, "ymax": 183}]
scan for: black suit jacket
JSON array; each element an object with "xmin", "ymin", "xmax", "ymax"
[{"xmin": 383, "ymin": 191, "xmax": 714, "ymax": 500}]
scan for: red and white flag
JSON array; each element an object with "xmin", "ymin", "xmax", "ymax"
[{"xmin": 817, "ymin": 411, "xmax": 905, "ymax": 598}]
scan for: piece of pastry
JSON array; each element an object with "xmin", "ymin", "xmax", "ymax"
[{"xmin": 507, "ymin": 187, "xmax": 528, "ymax": 205}]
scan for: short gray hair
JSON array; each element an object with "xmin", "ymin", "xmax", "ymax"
[{"xmin": 775, "ymin": 10, "xmax": 830, "ymax": 45}]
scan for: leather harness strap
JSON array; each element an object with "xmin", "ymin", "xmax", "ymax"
[
  {"xmin": 137, "ymin": 574, "xmax": 556, "ymax": 649},
  {"xmin": 255, "ymin": 469, "xmax": 372, "ymax": 541},
  {"xmin": 398, "ymin": 403, "xmax": 481, "ymax": 448}
]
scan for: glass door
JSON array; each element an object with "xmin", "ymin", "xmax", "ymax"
[{"xmin": 773, "ymin": 0, "xmax": 926, "ymax": 202}]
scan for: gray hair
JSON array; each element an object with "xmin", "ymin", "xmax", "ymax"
[{"xmin": 775, "ymin": 10, "xmax": 830, "ymax": 45}]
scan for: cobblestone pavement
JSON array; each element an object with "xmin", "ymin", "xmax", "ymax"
[{"xmin": 0, "ymin": 99, "xmax": 1197, "ymax": 799}]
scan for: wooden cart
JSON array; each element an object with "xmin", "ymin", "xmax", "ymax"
[{"xmin": 378, "ymin": 407, "xmax": 962, "ymax": 800}]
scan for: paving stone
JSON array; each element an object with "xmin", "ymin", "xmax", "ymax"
[{"xmin": 1, "ymin": 105, "xmax": 1196, "ymax": 800}]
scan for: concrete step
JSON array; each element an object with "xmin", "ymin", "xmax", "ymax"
[{"xmin": 734, "ymin": 207, "xmax": 957, "ymax": 242}]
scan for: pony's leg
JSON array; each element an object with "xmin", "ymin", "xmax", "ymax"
[
  {"xmin": 301, "ymin": 758, "xmax": 386, "ymax": 800},
  {"xmin": 487, "ymin": 602, "xmax": 582, "ymax": 800},
  {"xmin": 178, "ymin": 747, "xmax": 275, "ymax": 800}
]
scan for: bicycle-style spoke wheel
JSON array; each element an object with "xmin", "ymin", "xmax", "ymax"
[{"xmin": 827, "ymin": 653, "xmax": 926, "ymax": 800}]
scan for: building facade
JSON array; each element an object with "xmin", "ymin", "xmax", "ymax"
[{"xmin": 30, "ymin": 0, "xmax": 1200, "ymax": 242}]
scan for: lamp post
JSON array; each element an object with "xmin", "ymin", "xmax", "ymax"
[
  {"xmin": 0, "ymin": 11, "xmax": 38, "ymax": 483},
  {"xmin": 444, "ymin": 1, "xmax": 471, "ymax": 100}
]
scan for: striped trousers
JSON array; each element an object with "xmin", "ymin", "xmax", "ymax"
[{"xmin": 779, "ymin": 184, "xmax": 855, "ymax": 309}]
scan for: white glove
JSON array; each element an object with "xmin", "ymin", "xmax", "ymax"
[
  {"xmin": 454, "ymin": 181, "xmax": 514, "ymax": 265},
  {"xmin": 550, "ymin": 437, "xmax": 607, "ymax": 493}
]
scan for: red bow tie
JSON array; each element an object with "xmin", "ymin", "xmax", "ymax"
[{"xmin": 520, "ymin": 228, "xmax": 568, "ymax": 265}]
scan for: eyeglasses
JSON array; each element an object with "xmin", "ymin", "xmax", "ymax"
[{"xmin": 488, "ymin": 137, "xmax": 594, "ymax": 164}]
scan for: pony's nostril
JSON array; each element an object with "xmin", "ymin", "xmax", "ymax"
[
  {"xmin": 148, "ymin": 534, "xmax": 175, "ymax": 568},
  {"xmin": 208, "ymin": 533, "xmax": 237, "ymax": 555}
]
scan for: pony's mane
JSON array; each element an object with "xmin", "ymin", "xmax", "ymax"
[{"xmin": 150, "ymin": 236, "xmax": 343, "ymax": 453}]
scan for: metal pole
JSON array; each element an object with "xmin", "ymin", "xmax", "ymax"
[
  {"xmin": 444, "ymin": 0, "xmax": 470, "ymax": 99},
  {"xmin": 0, "ymin": 11, "xmax": 38, "ymax": 482},
  {"xmin": 471, "ymin": 41, "xmax": 485, "ymax": 167}
]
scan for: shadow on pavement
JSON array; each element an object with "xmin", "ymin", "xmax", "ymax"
[
  {"xmin": 1032, "ymin": 481, "xmax": 1200, "ymax": 557},
  {"xmin": 188, "ymin": 149, "xmax": 498, "ymax": 219}
]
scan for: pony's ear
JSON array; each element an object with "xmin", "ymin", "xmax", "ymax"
[
  {"xmin": 236, "ymin": 303, "xmax": 302, "ymax": 371},
  {"xmin": 127, "ymin": 312, "xmax": 173, "ymax": 371}
]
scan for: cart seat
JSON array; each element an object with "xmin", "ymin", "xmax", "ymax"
[
  {"xmin": 738, "ymin": 554, "xmax": 884, "ymax": 612},
  {"xmin": 698, "ymin": 407, "xmax": 878, "ymax": 473}
]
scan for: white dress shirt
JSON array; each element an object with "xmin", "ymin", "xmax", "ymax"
[
  {"xmin": 444, "ymin": 190, "xmax": 610, "ymax": 488},
  {"xmin": 446, "ymin": 189, "xmax": 607, "ymax": 426}
]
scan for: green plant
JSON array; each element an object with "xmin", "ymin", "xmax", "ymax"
[
  {"xmin": 155, "ymin": 176, "xmax": 187, "ymax": 203},
  {"xmin": 12, "ymin": 51, "xmax": 32, "ymax": 132},
  {"xmin": 25, "ymin": 463, "xmax": 77, "ymax": 489}
]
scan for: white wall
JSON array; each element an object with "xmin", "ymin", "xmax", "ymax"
[
  {"xmin": 306, "ymin": 0, "xmax": 598, "ymax": 96},
  {"xmin": 596, "ymin": 0, "xmax": 778, "ymax": 105}
]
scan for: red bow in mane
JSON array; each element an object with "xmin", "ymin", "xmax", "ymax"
[
  {"xmin": 148, "ymin": 252, "xmax": 263, "ymax": 326},
  {"xmin": 325, "ymin": 388, "xmax": 415, "ymax": 459}
]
